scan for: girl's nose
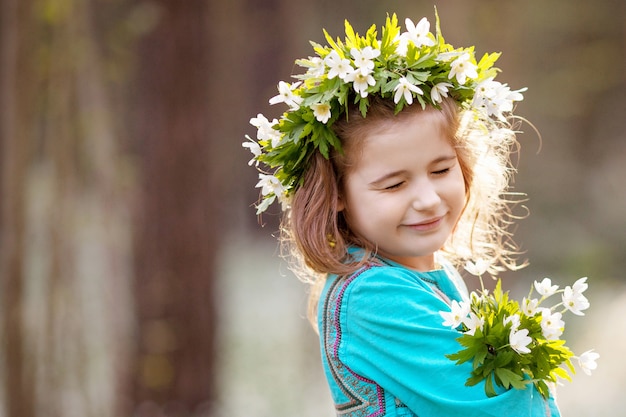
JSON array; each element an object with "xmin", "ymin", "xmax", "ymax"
[{"xmin": 411, "ymin": 180, "xmax": 441, "ymax": 211}]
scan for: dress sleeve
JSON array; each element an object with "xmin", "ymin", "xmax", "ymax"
[{"xmin": 339, "ymin": 267, "xmax": 559, "ymax": 417}]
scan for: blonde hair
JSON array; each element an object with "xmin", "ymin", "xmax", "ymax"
[{"xmin": 280, "ymin": 97, "xmax": 524, "ymax": 327}]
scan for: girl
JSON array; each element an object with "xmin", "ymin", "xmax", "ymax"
[{"xmin": 244, "ymin": 13, "xmax": 560, "ymax": 417}]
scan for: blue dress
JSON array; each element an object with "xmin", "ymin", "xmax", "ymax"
[{"xmin": 317, "ymin": 253, "xmax": 561, "ymax": 417}]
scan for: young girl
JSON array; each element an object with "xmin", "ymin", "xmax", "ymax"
[{"xmin": 244, "ymin": 13, "xmax": 560, "ymax": 417}]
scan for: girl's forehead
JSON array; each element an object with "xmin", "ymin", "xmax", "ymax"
[
  {"xmin": 349, "ymin": 109, "xmax": 449, "ymax": 150},
  {"xmin": 350, "ymin": 112, "xmax": 454, "ymax": 167}
]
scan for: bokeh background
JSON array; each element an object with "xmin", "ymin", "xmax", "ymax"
[{"xmin": 1, "ymin": 0, "xmax": 624, "ymax": 416}]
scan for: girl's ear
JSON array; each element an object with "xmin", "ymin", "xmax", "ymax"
[{"xmin": 336, "ymin": 193, "xmax": 345, "ymax": 212}]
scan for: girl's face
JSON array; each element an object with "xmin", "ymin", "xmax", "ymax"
[{"xmin": 339, "ymin": 108, "xmax": 466, "ymax": 271}]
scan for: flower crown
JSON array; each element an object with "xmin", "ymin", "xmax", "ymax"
[{"xmin": 244, "ymin": 11, "xmax": 526, "ymax": 214}]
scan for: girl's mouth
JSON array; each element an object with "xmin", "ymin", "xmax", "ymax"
[{"xmin": 406, "ymin": 216, "xmax": 443, "ymax": 231}]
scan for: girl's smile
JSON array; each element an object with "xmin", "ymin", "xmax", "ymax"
[
  {"xmin": 404, "ymin": 216, "xmax": 444, "ymax": 231},
  {"xmin": 338, "ymin": 107, "xmax": 466, "ymax": 272}
]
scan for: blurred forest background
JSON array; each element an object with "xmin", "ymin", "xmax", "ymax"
[{"xmin": 0, "ymin": 0, "xmax": 624, "ymax": 416}]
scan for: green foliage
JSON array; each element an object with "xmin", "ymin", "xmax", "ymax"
[{"xmin": 446, "ymin": 279, "xmax": 578, "ymax": 399}]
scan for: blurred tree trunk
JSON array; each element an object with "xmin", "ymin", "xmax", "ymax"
[
  {"xmin": 0, "ymin": 0, "xmax": 35, "ymax": 414},
  {"xmin": 1, "ymin": 0, "xmax": 135, "ymax": 416},
  {"xmin": 131, "ymin": 0, "xmax": 217, "ymax": 415}
]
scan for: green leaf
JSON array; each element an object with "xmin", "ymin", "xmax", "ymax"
[
  {"xmin": 416, "ymin": 94, "xmax": 427, "ymax": 110},
  {"xmin": 473, "ymin": 347, "xmax": 488, "ymax": 368},
  {"xmin": 318, "ymin": 137, "xmax": 329, "ymax": 159},
  {"xmin": 365, "ymin": 23, "xmax": 378, "ymax": 48},
  {"xmin": 380, "ymin": 14, "xmax": 400, "ymax": 56},
  {"xmin": 535, "ymin": 380, "xmax": 551, "ymax": 400},
  {"xmin": 495, "ymin": 367, "xmax": 527, "ymax": 390},
  {"xmin": 287, "ymin": 123, "xmax": 307, "ymax": 145},
  {"xmin": 552, "ymin": 366, "xmax": 572, "ymax": 382},
  {"xmin": 447, "ymin": 347, "xmax": 476, "ymax": 365},
  {"xmin": 325, "ymin": 128, "xmax": 342, "ymax": 153},
  {"xmin": 358, "ymin": 96, "xmax": 369, "ymax": 117},
  {"xmin": 381, "ymin": 76, "xmax": 399, "ymax": 94},
  {"xmin": 494, "ymin": 349, "xmax": 514, "ymax": 368},
  {"xmin": 336, "ymin": 83, "xmax": 350, "ymax": 106},
  {"xmin": 310, "ymin": 41, "xmax": 328, "ymax": 57},
  {"xmin": 434, "ymin": 6, "xmax": 446, "ymax": 48},
  {"xmin": 485, "ymin": 374, "xmax": 498, "ymax": 397},
  {"xmin": 344, "ymin": 20, "xmax": 359, "ymax": 50},
  {"xmin": 323, "ymin": 29, "xmax": 344, "ymax": 56},
  {"xmin": 466, "ymin": 372, "xmax": 485, "ymax": 387},
  {"xmin": 477, "ymin": 51, "xmax": 501, "ymax": 72},
  {"xmin": 301, "ymin": 92, "xmax": 324, "ymax": 106},
  {"xmin": 406, "ymin": 70, "xmax": 429, "ymax": 83},
  {"xmin": 412, "ymin": 53, "xmax": 438, "ymax": 69}
]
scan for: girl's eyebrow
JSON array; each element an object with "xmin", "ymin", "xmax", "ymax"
[
  {"xmin": 431, "ymin": 154, "xmax": 458, "ymax": 164},
  {"xmin": 368, "ymin": 154, "xmax": 457, "ymax": 186}
]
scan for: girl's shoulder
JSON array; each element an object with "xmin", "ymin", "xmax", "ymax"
[
  {"xmin": 329, "ymin": 259, "xmax": 428, "ymax": 291},
  {"xmin": 342, "ymin": 248, "xmax": 446, "ymax": 284},
  {"xmin": 322, "ymin": 252, "xmax": 468, "ymax": 313},
  {"xmin": 323, "ymin": 260, "xmax": 447, "ymax": 313}
]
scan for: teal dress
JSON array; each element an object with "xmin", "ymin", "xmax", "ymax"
[{"xmin": 317, "ymin": 253, "xmax": 561, "ymax": 417}]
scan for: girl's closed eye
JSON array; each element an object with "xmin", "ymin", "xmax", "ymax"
[
  {"xmin": 432, "ymin": 168, "xmax": 450, "ymax": 175},
  {"xmin": 384, "ymin": 181, "xmax": 405, "ymax": 190}
]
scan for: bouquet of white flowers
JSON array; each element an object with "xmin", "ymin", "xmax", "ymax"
[{"xmin": 440, "ymin": 267, "xmax": 599, "ymax": 399}]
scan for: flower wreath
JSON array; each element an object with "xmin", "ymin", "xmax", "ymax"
[{"xmin": 243, "ymin": 11, "xmax": 526, "ymax": 214}]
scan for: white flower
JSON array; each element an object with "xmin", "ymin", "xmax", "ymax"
[
  {"xmin": 534, "ymin": 277, "xmax": 559, "ymax": 297},
  {"xmin": 462, "ymin": 312, "xmax": 484, "ymax": 336},
  {"xmin": 393, "ymin": 77, "xmax": 423, "ymax": 104},
  {"xmin": 473, "ymin": 78, "xmax": 498, "ymax": 99},
  {"xmin": 311, "ymin": 102, "xmax": 332, "ymax": 123},
  {"xmin": 269, "ymin": 81, "xmax": 303, "ymax": 110},
  {"xmin": 396, "ymin": 17, "xmax": 435, "ymax": 55},
  {"xmin": 521, "ymin": 297, "xmax": 539, "ymax": 316},
  {"xmin": 472, "ymin": 78, "xmax": 525, "ymax": 120},
  {"xmin": 256, "ymin": 173, "xmax": 286, "ymax": 198},
  {"xmin": 463, "ymin": 259, "xmax": 490, "ymax": 276},
  {"xmin": 471, "ymin": 79, "xmax": 500, "ymax": 115},
  {"xmin": 249, "ymin": 114, "xmax": 282, "ymax": 147},
  {"xmin": 562, "ymin": 286, "xmax": 590, "ymax": 316},
  {"xmin": 509, "ymin": 328, "xmax": 532, "ymax": 354},
  {"xmin": 572, "ymin": 277, "xmax": 589, "ymax": 295},
  {"xmin": 448, "ymin": 52, "xmax": 478, "ymax": 85},
  {"xmin": 255, "ymin": 195, "xmax": 275, "ymax": 214},
  {"xmin": 430, "ymin": 82, "xmax": 453, "ymax": 104},
  {"xmin": 324, "ymin": 50, "xmax": 354, "ymax": 81},
  {"xmin": 436, "ymin": 51, "xmax": 464, "ymax": 62},
  {"xmin": 540, "ymin": 309, "xmax": 564, "ymax": 340},
  {"xmin": 242, "ymin": 136, "xmax": 262, "ymax": 166},
  {"xmin": 577, "ymin": 350, "xmax": 600, "ymax": 376},
  {"xmin": 469, "ymin": 290, "xmax": 487, "ymax": 304},
  {"xmin": 249, "ymin": 113, "xmax": 274, "ymax": 132},
  {"xmin": 274, "ymin": 185, "xmax": 291, "ymax": 210},
  {"xmin": 504, "ymin": 314, "xmax": 521, "ymax": 332},
  {"xmin": 351, "ymin": 46, "xmax": 380, "ymax": 74},
  {"xmin": 345, "ymin": 70, "xmax": 376, "ymax": 98},
  {"xmin": 440, "ymin": 300, "xmax": 470, "ymax": 329},
  {"xmin": 298, "ymin": 56, "xmax": 325, "ymax": 77}
]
